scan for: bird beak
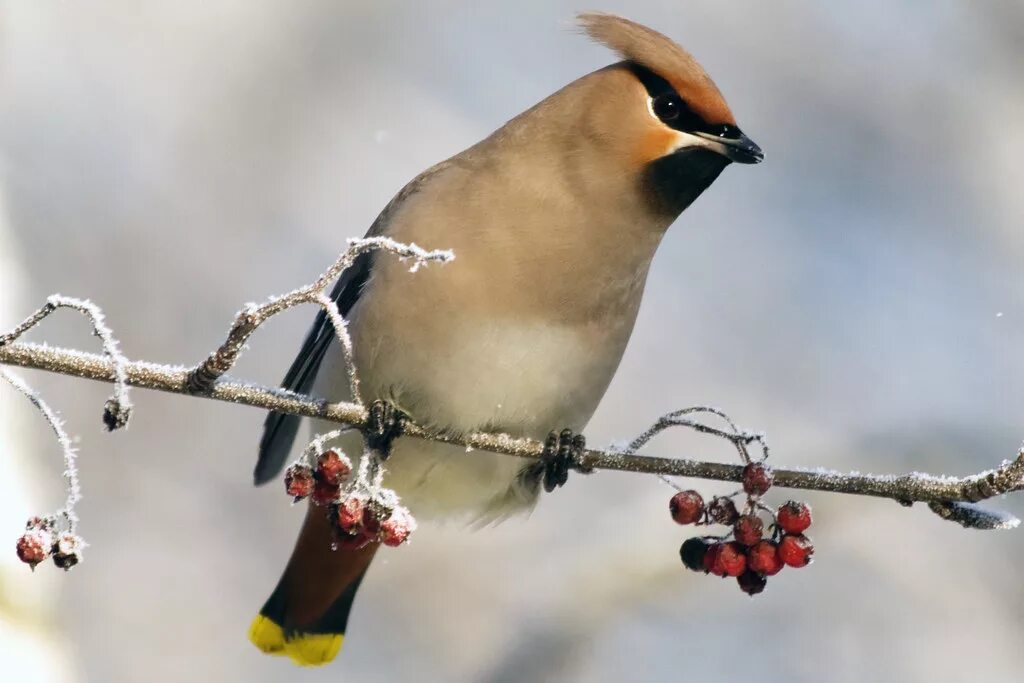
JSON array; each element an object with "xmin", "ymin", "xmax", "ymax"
[{"xmin": 691, "ymin": 130, "xmax": 764, "ymax": 164}]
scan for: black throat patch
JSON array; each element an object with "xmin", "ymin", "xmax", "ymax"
[{"xmin": 642, "ymin": 148, "xmax": 730, "ymax": 219}]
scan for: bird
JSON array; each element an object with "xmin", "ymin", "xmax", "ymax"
[{"xmin": 249, "ymin": 11, "xmax": 762, "ymax": 666}]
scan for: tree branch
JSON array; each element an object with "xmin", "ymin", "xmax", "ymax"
[
  {"xmin": 1, "ymin": 340, "xmax": 1021, "ymax": 518},
  {"xmin": 0, "ymin": 294, "xmax": 132, "ymax": 429},
  {"xmin": 185, "ymin": 236, "xmax": 453, "ymax": 395},
  {"xmin": 2, "ymin": 235, "xmax": 1021, "ymax": 554}
]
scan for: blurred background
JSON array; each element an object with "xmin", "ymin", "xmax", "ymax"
[{"xmin": 1, "ymin": 1, "xmax": 1022, "ymax": 681}]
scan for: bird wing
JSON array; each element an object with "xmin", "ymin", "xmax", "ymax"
[
  {"xmin": 253, "ymin": 252, "xmax": 372, "ymax": 485},
  {"xmin": 254, "ymin": 160, "xmax": 454, "ymax": 485}
]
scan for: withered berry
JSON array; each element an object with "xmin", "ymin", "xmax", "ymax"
[
  {"xmin": 669, "ymin": 490, "xmax": 705, "ymax": 525},
  {"xmin": 679, "ymin": 537, "xmax": 711, "ymax": 572},
  {"xmin": 51, "ymin": 534, "xmax": 82, "ymax": 570},
  {"xmin": 25, "ymin": 516, "xmax": 49, "ymax": 531},
  {"xmin": 284, "ymin": 464, "xmax": 315, "ymax": 500},
  {"xmin": 737, "ymin": 570, "xmax": 767, "ymax": 596},
  {"xmin": 733, "ymin": 514, "xmax": 764, "ymax": 546},
  {"xmin": 707, "ymin": 497, "xmax": 739, "ymax": 525},
  {"xmin": 741, "ymin": 462, "xmax": 774, "ymax": 496}
]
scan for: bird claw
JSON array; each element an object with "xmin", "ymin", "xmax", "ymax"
[
  {"xmin": 365, "ymin": 399, "xmax": 406, "ymax": 458},
  {"xmin": 540, "ymin": 428, "xmax": 591, "ymax": 492}
]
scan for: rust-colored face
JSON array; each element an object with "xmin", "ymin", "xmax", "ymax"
[
  {"xmin": 580, "ymin": 12, "xmax": 762, "ymax": 168},
  {"xmin": 630, "ymin": 62, "xmax": 762, "ymax": 165}
]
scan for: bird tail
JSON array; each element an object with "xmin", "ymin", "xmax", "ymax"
[{"xmin": 249, "ymin": 505, "xmax": 378, "ymax": 666}]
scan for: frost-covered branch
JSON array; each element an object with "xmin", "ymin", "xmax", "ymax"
[
  {"xmin": 0, "ymin": 368, "xmax": 81, "ymax": 533},
  {"xmin": 185, "ymin": 236, "xmax": 453, "ymax": 395},
  {"xmin": 2, "ymin": 366, "xmax": 87, "ymax": 571},
  {"xmin": 1, "ymin": 338, "xmax": 1021, "ymax": 527},
  {"xmin": 0, "ymin": 234, "xmax": 1021, "ymax": 575},
  {"xmin": 0, "ymin": 294, "xmax": 132, "ymax": 430}
]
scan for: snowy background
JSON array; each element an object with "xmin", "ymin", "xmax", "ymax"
[{"xmin": 1, "ymin": 2, "xmax": 1022, "ymax": 681}]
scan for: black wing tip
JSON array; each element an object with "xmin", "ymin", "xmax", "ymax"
[
  {"xmin": 253, "ymin": 450, "xmax": 289, "ymax": 485},
  {"xmin": 254, "ymin": 412, "xmax": 302, "ymax": 486},
  {"xmin": 254, "ymin": 243, "xmax": 373, "ymax": 487},
  {"xmin": 253, "ymin": 463, "xmax": 278, "ymax": 486}
]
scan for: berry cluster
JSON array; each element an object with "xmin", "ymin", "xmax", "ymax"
[
  {"xmin": 284, "ymin": 448, "xmax": 416, "ymax": 549},
  {"xmin": 15, "ymin": 517, "xmax": 84, "ymax": 571},
  {"xmin": 671, "ymin": 462, "xmax": 814, "ymax": 595}
]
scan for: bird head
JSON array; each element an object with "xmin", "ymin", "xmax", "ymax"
[{"xmin": 563, "ymin": 12, "xmax": 763, "ymax": 220}]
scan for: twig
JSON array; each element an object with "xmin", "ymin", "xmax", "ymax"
[
  {"xmin": 185, "ymin": 236, "xmax": 453, "ymax": 395},
  {"xmin": 0, "ymin": 294, "xmax": 132, "ymax": 430},
  {"xmin": 1, "ymin": 340, "xmax": 1022, "ymax": 523},
  {"xmin": 628, "ymin": 405, "xmax": 769, "ymax": 464},
  {"xmin": 1, "ymin": 368, "xmax": 81, "ymax": 533}
]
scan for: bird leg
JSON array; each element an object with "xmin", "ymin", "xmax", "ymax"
[
  {"xmin": 538, "ymin": 428, "xmax": 592, "ymax": 492},
  {"xmin": 364, "ymin": 399, "xmax": 406, "ymax": 459}
]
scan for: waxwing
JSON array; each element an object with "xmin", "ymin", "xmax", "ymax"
[{"xmin": 250, "ymin": 12, "xmax": 761, "ymax": 666}]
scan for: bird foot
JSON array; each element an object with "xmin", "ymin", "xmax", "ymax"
[
  {"xmin": 539, "ymin": 428, "xmax": 592, "ymax": 492},
  {"xmin": 364, "ymin": 399, "xmax": 406, "ymax": 458}
]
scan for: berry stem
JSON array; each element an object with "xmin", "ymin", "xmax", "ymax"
[{"xmin": 1, "ymin": 369, "xmax": 81, "ymax": 534}]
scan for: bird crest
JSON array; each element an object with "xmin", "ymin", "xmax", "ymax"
[{"xmin": 578, "ymin": 12, "xmax": 735, "ymax": 126}]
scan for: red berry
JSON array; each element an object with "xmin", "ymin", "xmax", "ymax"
[
  {"xmin": 733, "ymin": 514, "xmax": 764, "ymax": 546},
  {"xmin": 714, "ymin": 541, "xmax": 748, "ymax": 577},
  {"xmin": 747, "ymin": 540, "xmax": 784, "ymax": 576},
  {"xmin": 778, "ymin": 534, "xmax": 814, "ymax": 568},
  {"xmin": 16, "ymin": 530, "xmax": 52, "ymax": 569},
  {"xmin": 707, "ymin": 497, "xmax": 739, "ymax": 525},
  {"xmin": 703, "ymin": 542, "xmax": 725, "ymax": 576},
  {"xmin": 380, "ymin": 508, "xmax": 416, "ymax": 547},
  {"xmin": 51, "ymin": 533, "xmax": 83, "ymax": 570},
  {"xmin": 336, "ymin": 495, "xmax": 366, "ymax": 533},
  {"xmin": 742, "ymin": 462, "xmax": 774, "ymax": 496},
  {"xmin": 284, "ymin": 464, "xmax": 315, "ymax": 500},
  {"xmin": 311, "ymin": 479, "xmax": 340, "ymax": 506},
  {"xmin": 777, "ymin": 500, "xmax": 812, "ymax": 534},
  {"xmin": 669, "ymin": 490, "xmax": 705, "ymax": 525},
  {"xmin": 737, "ymin": 570, "xmax": 767, "ymax": 596},
  {"xmin": 316, "ymin": 449, "xmax": 352, "ymax": 486}
]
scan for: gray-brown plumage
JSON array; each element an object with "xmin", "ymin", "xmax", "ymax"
[{"xmin": 250, "ymin": 12, "xmax": 762, "ymax": 666}]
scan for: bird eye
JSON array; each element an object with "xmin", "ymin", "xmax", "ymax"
[{"xmin": 651, "ymin": 93, "xmax": 681, "ymax": 122}]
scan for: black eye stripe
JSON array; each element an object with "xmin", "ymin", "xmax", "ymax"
[
  {"xmin": 628, "ymin": 63, "xmax": 729, "ymax": 136},
  {"xmin": 708, "ymin": 123, "xmax": 743, "ymax": 140}
]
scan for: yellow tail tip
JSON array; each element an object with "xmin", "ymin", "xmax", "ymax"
[
  {"xmin": 284, "ymin": 633, "xmax": 344, "ymax": 666},
  {"xmin": 248, "ymin": 614, "xmax": 344, "ymax": 665},
  {"xmin": 248, "ymin": 615, "xmax": 286, "ymax": 655}
]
